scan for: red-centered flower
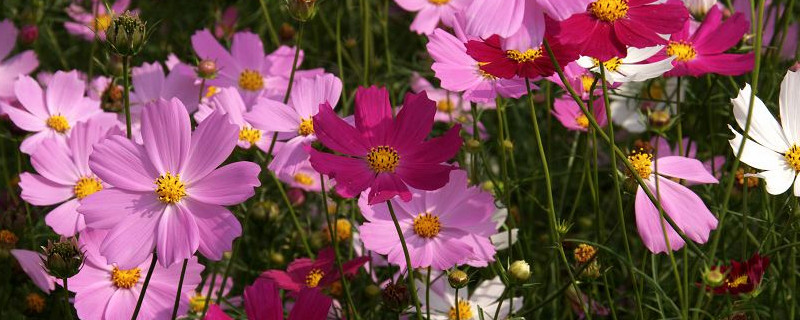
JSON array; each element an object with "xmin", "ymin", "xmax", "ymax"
[
  {"xmin": 466, "ymin": 33, "xmax": 578, "ymax": 79},
  {"xmin": 710, "ymin": 253, "xmax": 770, "ymax": 296},
  {"xmin": 307, "ymin": 86, "xmax": 463, "ymax": 205},
  {"xmin": 553, "ymin": 0, "xmax": 689, "ymax": 61},
  {"xmin": 260, "ymin": 247, "xmax": 368, "ymax": 293}
]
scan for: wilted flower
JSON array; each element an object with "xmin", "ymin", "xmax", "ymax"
[
  {"xmin": 41, "ymin": 237, "xmax": 84, "ymax": 279},
  {"xmin": 382, "ymin": 282, "xmax": 409, "ymax": 313}
]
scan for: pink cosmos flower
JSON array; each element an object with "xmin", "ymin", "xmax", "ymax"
[
  {"xmin": 554, "ymin": 0, "xmax": 689, "ymax": 61},
  {"xmin": 1, "ymin": 71, "xmax": 117, "ymax": 154},
  {"xmin": 653, "ymin": 5, "xmax": 753, "ymax": 77},
  {"xmin": 394, "ymin": 0, "xmax": 472, "ymax": 35},
  {"xmin": 79, "ymin": 98, "xmax": 261, "ymax": 268},
  {"xmin": 261, "ymin": 247, "xmax": 368, "ymax": 293},
  {"xmin": 466, "ymin": 32, "xmax": 579, "ymax": 79},
  {"xmin": 205, "ymin": 278, "xmax": 331, "ymax": 320},
  {"xmin": 651, "ymin": 137, "xmax": 726, "ymax": 180},
  {"xmin": 19, "ymin": 118, "xmax": 122, "ymax": 236},
  {"xmin": 214, "ymin": 6, "xmax": 239, "ymax": 40},
  {"xmin": 358, "ymin": 170, "xmax": 497, "ymax": 270},
  {"xmin": 11, "ymin": 249, "xmax": 56, "ymax": 293},
  {"xmin": 627, "ymin": 149, "xmax": 719, "ymax": 253},
  {"xmin": 427, "ymin": 27, "xmax": 527, "ymax": 104},
  {"xmin": 734, "ymin": 0, "xmax": 799, "ymax": 60},
  {"xmin": 196, "ymin": 87, "xmax": 272, "ymax": 152},
  {"xmin": 131, "ymin": 61, "xmax": 200, "ymax": 113},
  {"xmin": 552, "ymin": 97, "xmax": 607, "ymax": 132},
  {"xmin": 0, "ymin": 19, "xmax": 38, "ymax": 104},
  {"xmin": 307, "ymin": 86, "xmax": 463, "ymax": 205},
  {"xmin": 245, "ymin": 74, "xmax": 343, "ymax": 175},
  {"xmin": 64, "ymin": 0, "xmax": 131, "ymax": 41},
  {"xmin": 69, "ymin": 229, "xmax": 203, "ymax": 320},
  {"xmin": 546, "ymin": 62, "xmax": 602, "ymax": 101},
  {"xmin": 410, "ymin": 73, "xmax": 489, "ymax": 139},
  {"xmin": 191, "ymin": 29, "xmax": 323, "ymax": 105},
  {"xmin": 276, "ymin": 159, "xmax": 333, "ymax": 192}
]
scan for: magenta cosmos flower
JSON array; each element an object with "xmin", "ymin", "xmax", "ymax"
[
  {"xmin": 206, "ymin": 278, "xmax": 332, "ymax": 320},
  {"xmin": 1, "ymin": 71, "xmax": 116, "ymax": 154},
  {"xmin": 79, "ymin": 98, "xmax": 261, "ymax": 268},
  {"xmin": 358, "ymin": 170, "xmax": 497, "ymax": 270},
  {"xmin": 394, "ymin": 0, "xmax": 471, "ymax": 35},
  {"xmin": 69, "ymin": 229, "xmax": 202, "ymax": 320},
  {"xmin": 427, "ymin": 27, "xmax": 527, "ymax": 104},
  {"xmin": 64, "ymin": 0, "xmax": 131, "ymax": 41},
  {"xmin": 466, "ymin": 32, "xmax": 579, "ymax": 79},
  {"xmin": 653, "ymin": 5, "xmax": 753, "ymax": 77},
  {"xmin": 626, "ymin": 149, "xmax": 719, "ymax": 253},
  {"xmin": 552, "ymin": 97, "xmax": 607, "ymax": 132},
  {"xmin": 554, "ymin": 0, "xmax": 689, "ymax": 61},
  {"xmin": 196, "ymin": 87, "xmax": 272, "ymax": 152},
  {"xmin": 261, "ymin": 247, "xmax": 368, "ymax": 293},
  {"xmin": 307, "ymin": 86, "xmax": 463, "ymax": 205},
  {"xmin": 0, "ymin": 19, "xmax": 38, "ymax": 104},
  {"xmin": 19, "ymin": 119, "xmax": 122, "ymax": 236},
  {"xmin": 191, "ymin": 29, "xmax": 322, "ymax": 105},
  {"xmin": 245, "ymin": 74, "xmax": 343, "ymax": 175}
]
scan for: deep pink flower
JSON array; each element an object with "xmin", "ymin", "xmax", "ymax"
[
  {"xmin": 214, "ymin": 6, "xmax": 238, "ymax": 40},
  {"xmin": 261, "ymin": 247, "xmax": 368, "ymax": 293},
  {"xmin": 205, "ymin": 278, "xmax": 331, "ymax": 320},
  {"xmin": 19, "ymin": 119, "xmax": 122, "ymax": 236},
  {"xmin": 653, "ymin": 5, "xmax": 753, "ymax": 77},
  {"xmin": 554, "ymin": 0, "xmax": 689, "ymax": 61},
  {"xmin": 358, "ymin": 170, "xmax": 497, "ymax": 270},
  {"xmin": 64, "ymin": 0, "xmax": 131, "ymax": 41},
  {"xmin": 11, "ymin": 249, "xmax": 56, "ymax": 293},
  {"xmin": 191, "ymin": 29, "xmax": 323, "ymax": 105},
  {"xmin": 706, "ymin": 253, "xmax": 770, "ymax": 295},
  {"xmin": 79, "ymin": 98, "xmax": 261, "ymax": 268},
  {"xmin": 0, "ymin": 19, "xmax": 38, "ymax": 104},
  {"xmin": 69, "ymin": 229, "xmax": 203, "ymax": 320},
  {"xmin": 307, "ymin": 86, "xmax": 463, "ymax": 205},
  {"xmin": 394, "ymin": 0, "xmax": 471, "ymax": 35},
  {"xmin": 552, "ymin": 97, "xmax": 607, "ymax": 132},
  {"xmin": 466, "ymin": 32, "xmax": 579, "ymax": 79},
  {"xmin": 1, "ymin": 71, "xmax": 117, "ymax": 154},
  {"xmin": 627, "ymin": 149, "xmax": 719, "ymax": 253}
]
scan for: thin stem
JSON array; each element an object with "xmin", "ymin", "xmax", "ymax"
[
  {"xmin": 257, "ymin": 0, "xmax": 280, "ymax": 48},
  {"xmin": 170, "ymin": 259, "xmax": 189, "ymax": 320},
  {"xmin": 122, "ymin": 55, "xmax": 132, "ymax": 139},
  {"xmin": 455, "ymin": 287, "xmax": 461, "ymax": 320},
  {"xmin": 385, "ymin": 201, "xmax": 424, "ymax": 320},
  {"xmin": 283, "ymin": 23, "xmax": 305, "ymax": 104},
  {"xmin": 131, "ymin": 254, "xmax": 158, "ymax": 320},
  {"xmin": 426, "ymin": 266, "xmax": 432, "ymax": 320},
  {"xmin": 199, "ymin": 263, "xmax": 218, "ymax": 318},
  {"xmin": 270, "ymin": 171, "xmax": 314, "ymax": 257},
  {"xmin": 62, "ymin": 278, "xmax": 74, "ymax": 320},
  {"xmin": 320, "ymin": 174, "xmax": 360, "ymax": 320}
]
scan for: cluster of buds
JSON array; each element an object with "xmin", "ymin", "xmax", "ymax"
[
  {"xmin": 106, "ymin": 11, "xmax": 148, "ymax": 56},
  {"xmin": 40, "ymin": 237, "xmax": 84, "ymax": 279}
]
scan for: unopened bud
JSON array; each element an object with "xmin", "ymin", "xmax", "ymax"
[
  {"xmin": 555, "ymin": 219, "xmax": 573, "ymax": 237},
  {"xmin": 19, "ymin": 24, "xmax": 39, "ymax": 45},
  {"xmin": 285, "ymin": 0, "xmax": 318, "ymax": 22},
  {"xmin": 106, "ymin": 11, "xmax": 147, "ymax": 56},
  {"xmin": 702, "ymin": 266, "xmax": 725, "ymax": 288},
  {"xmin": 580, "ymin": 260, "xmax": 601, "ymax": 279},
  {"xmin": 25, "ymin": 292, "xmax": 45, "ymax": 314},
  {"xmin": 323, "ymin": 219, "xmax": 353, "ymax": 243},
  {"xmin": 502, "ymin": 139, "xmax": 514, "ymax": 151},
  {"xmin": 101, "ymin": 83, "xmax": 124, "ymax": 112},
  {"xmin": 287, "ymin": 188, "xmax": 306, "ymax": 206},
  {"xmin": 466, "ymin": 139, "xmax": 481, "ymax": 153},
  {"xmin": 269, "ymin": 251, "xmax": 285, "ymax": 265},
  {"xmin": 279, "ymin": 23, "xmax": 296, "ymax": 42},
  {"xmin": 481, "ymin": 181, "xmax": 495, "ymax": 192},
  {"xmin": 508, "ymin": 260, "xmax": 531, "ymax": 282},
  {"xmin": 448, "ymin": 269, "xmax": 469, "ymax": 289},
  {"xmin": 197, "ymin": 60, "xmax": 217, "ymax": 79},
  {"xmin": 573, "ymin": 244, "xmax": 597, "ymax": 264},
  {"xmin": 649, "ymin": 110, "xmax": 671, "ymax": 128},
  {"xmin": 41, "ymin": 237, "xmax": 84, "ymax": 279},
  {"xmin": 0, "ymin": 230, "xmax": 19, "ymax": 250},
  {"xmin": 365, "ymin": 284, "xmax": 381, "ymax": 297}
]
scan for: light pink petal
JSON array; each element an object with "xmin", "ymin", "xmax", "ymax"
[
  {"xmin": 0, "ymin": 19, "xmax": 17, "ymax": 60},
  {"xmin": 268, "ymin": 137, "xmax": 310, "ymax": 175},
  {"xmin": 656, "ymin": 177, "xmax": 718, "ymax": 245},
  {"xmin": 290, "ymin": 74, "xmax": 343, "ymax": 118},
  {"xmin": 46, "ymin": 71, "xmax": 85, "ymax": 115},
  {"xmin": 4, "ymin": 103, "xmax": 45, "ymax": 132},
  {"xmin": 156, "ymin": 205, "xmax": 200, "ymax": 267},
  {"xmin": 535, "ymin": 0, "xmax": 592, "ymax": 20},
  {"xmin": 31, "ymin": 138, "xmax": 80, "ymax": 185},
  {"xmin": 20, "ymin": 130, "xmax": 61, "ymax": 155},
  {"xmin": 8, "ymin": 75, "xmax": 47, "ymax": 119},
  {"xmin": 245, "ymin": 98, "xmax": 301, "ymax": 133},
  {"xmin": 265, "ymin": 46, "xmax": 303, "ymax": 77},
  {"xmin": 68, "ymin": 117, "xmax": 123, "ymax": 176},
  {"xmin": 45, "ymin": 199, "xmax": 84, "ymax": 237},
  {"xmin": 182, "ymin": 110, "xmax": 239, "ymax": 183},
  {"xmin": 19, "ymin": 172, "xmax": 73, "ymax": 206},
  {"xmin": 186, "ymin": 199, "xmax": 241, "ymax": 260},
  {"xmin": 100, "ymin": 203, "xmax": 163, "ymax": 269},
  {"xmin": 655, "ymin": 156, "xmax": 718, "ymax": 184},
  {"xmin": 410, "ymin": 6, "xmax": 442, "ymax": 35},
  {"xmin": 79, "ymin": 189, "xmax": 161, "ymax": 230},
  {"xmin": 465, "ymin": 0, "xmax": 526, "ymax": 38},
  {"xmin": 501, "ymin": 4, "xmax": 546, "ymax": 51},
  {"xmin": 395, "ymin": 0, "xmax": 428, "ymax": 11},
  {"xmin": 140, "ymin": 98, "xmax": 192, "ymax": 174},
  {"xmin": 430, "ymin": 234, "xmax": 474, "ymax": 270},
  {"xmin": 0, "ymin": 51, "xmax": 38, "ymax": 99},
  {"xmin": 189, "ymin": 161, "xmax": 261, "ymax": 206},
  {"xmin": 191, "ymin": 29, "xmax": 238, "ymax": 73},
  {"xmin": 634, "ymin": 186, "xmax": 684, "ymax": 254},
  {"xmin": 231, "ymin": 31, "xmax": 265, "ymax": 70},
  {"xmin": 73, "ymin": 285, "xmax": 116, "ymax": 320},
  {"xmin": 131, "ymin": 62, "xmax": 166, "ymax": 104},
  {"xmin": 89, "ymin": 135, "xmax": 159, "ymax": 192},
  {"xmin": 104, "ymin": 288, "xmax": 138, "ymax": 320},
  {"xmin": 10, "ymin": 249, "xmax": 55, "ymax": 293}
]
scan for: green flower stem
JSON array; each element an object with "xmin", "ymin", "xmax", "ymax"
[
  {"xmin": 122, "ymin": 55, "xmax": 132, "ymax": 139},
  {"xmin": 131, "ymin": 254, "xmax": 158, "ymax": 320},
  {"xmin": 320, "ymin": 175, "xmax": 360, "ymax": 320},
  {"xmin": 385, "ymin": 200, "xmax": 424, "ymax": 320},
  {"xmin": 257, "ymin": 0, "xmax": 280, "ymax": 48},
  {"xmin": 169, "ymin": 259, "xmax": 189, "ymax": 320},
  {"xmin": 62, "ymin": 278, "xmax": 74, "ymax": 320},
  {"xmin": 199, "ymin": 262, "xmax": 218, "ymax": 318}
]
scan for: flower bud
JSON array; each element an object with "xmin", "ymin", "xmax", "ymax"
[
  {"xmin": 101, "ymin": 83, "xmax": 124, "ymax": 112},
  {"xmin": 106, "ymin": 11, "xmax": 147, "ymax": 56},
  {"xmin": 573, "ymin": 244, "xmax": 597, "ymax": 264},
  {"xmin": 0, "ymin": 229, "xmax": 19, "ymax": 250},
  {"xmin": 465, "ymin": 139, "xmax": 481, "ymax": 153},
  {"xmin": 287, "ymin": 188, "xmax": 306, "ymax": 206},
  {"xmin": 481, "ymin": 181, "xmax": 495, "ymax": 192},
  {"xmin": 448, "ymin": 269, "xmax": 469, "ymax": 289},
  {"xmin": 197, "ymin": 60, "xmax": 218, "ymax": 79},
  {"xmin": 580, "ymin": 260, "xmax": 601, "ymax": 279},
  {"xmin": 702, "ymin": 266, "xmax": 725, "ymax": 288},
  {"xmin": 381, "ymin": 282, "xmax": 409, "ymax": 312},
  {"xmin": 25, "ymin": 292, "xmax": 45, "ymax": 314},
  {"xmin": 269, "ymin": 251, "xmax": 285, "ymax": 266},
  {"xmin": 502, "ymin": 139, "xmax": 514, "ymax": 151},
  {"xmin": 508, "ymin": 260, "xmax": 531, "ymax": 282},
  {"xmin": 555, "ymin": 219, "xmax": 573, "ymax": 237},
  {"xmin": 41, "ymin": 237, "xmax": 84, "ymax": 279},
  {"xmin": 285, "ymin": 0, "xmax": 319, "ymax": 22},
  {"xmin": 648, "ymin": 110, "xmax": 671, "ymax": 129},
  {"xmin": 279, "ymin": 23, "xmax": 296, "ymax": 42},
  {"xmin": 19, "ymin": 24, "xmax": 39, "ymax": 45},
  {"xmin": 365, "ymin": 284, "xmax": 381, "ymax": 297}
]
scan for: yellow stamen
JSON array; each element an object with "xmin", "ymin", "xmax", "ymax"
[
  {"xmin": 205, "ymin": 86, "xmax": 219, "ymax": 98},
  {"xmin": 727, "ymin": 274, "xmax": 749, "ymax": 288},
  {"xmin": 627, "ymin": 151, "xmax": 653, "ymax": 179},
  {"xmin": 155, "ymin": 172, "xmax": 186, "ymax": 204},
  {"xmin": 93, "ymin": 14, "xmax": 112, "ymax": 32},
  {"xmin": 239, "ymin": 126, "xmax": 262, "ymax": 145},
  {"xmin": 46, "ymin": 115, "xmax": 70, "ymax": 133},
  {"xmin": 592, "ymin": 57, "xmax": 622, "ymax": 72},
  {"xmin": 437, "ymin": 100, "xmax": 455, "ymax": 113},
  {"xmin": 581, "ymin": 75, "xmax": 595, "ymax": 93},
  {"xmin": 323, "ymin": 218, "xmax": 353, "ymax": 242},
  {"xmin": 298, "ymin": 118, "xmax": 315, "ymax": 136},
  {"xmin": 429, "ymin": 0, "xmax": 450, "ymax": 5},
  {"xmin": 238, "ymin": 69, "xmax": 264, "ymax": 91},
  {"xmin": 575, "ymin": 114, "xmax": 590, "ymax": 129},
  {"xmin": 448, "ymin": 299, "xmax": 473, "ymax": 320},
  {"xmin": 367, "ymin": 146, "xmax": 400, "ymax": 173},
  {"xmin": 305, "ymin": 268, "xmax": 325, "ymax": 288},
  {"xmin": 785, "ymin": 145, "xmax": 800, "ymax": 171},
  {"xmin": 666, "ymin": 41, "xmax": 697, "ymax": 62},
  {"xmin": 506, "ymin": 48, "xmax": 543, "ymax": 63},
  {"xmin": 111, "ymin": 267, "xmax": 141, "ymax": 289},
  {"xmin": 413, "ymin": 213, "xmax": 441, "ymax": 238},
  {"xmin": 573, "ymin": 244, "xmax": 597, "ymax": 264},
  {"xmin": 73, "ymin": 176, "xmax": 103, "ymax": 200},
  {"xmin": 294, "ymin": 173, "xmax": 314, "ymax": 186},
  {"xmin": 189, "ymin": 293, "xmax": 208, "ymax": 313},
  {"xmin": 590, "ymin": 0, "xmax": 629, "ymax": 22}
]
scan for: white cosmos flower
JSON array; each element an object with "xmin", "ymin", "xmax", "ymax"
[
  {"xmin": 416, "ymin": 273, "xmax": 522, "ymax": 320},
  {"xmin": 608, "ymin": 78, "xmax": 680, "ymax": 133},
  {"xmin": 577, "ymin": 46, "xmax": 675, "ymax": 84},
  {"xmin": 683, "ymin": 0, "xmax": 718, "ymax": 16},
  {"xmin": 729, "ymin": 70, "xmax": 800, "ymax": 195}
]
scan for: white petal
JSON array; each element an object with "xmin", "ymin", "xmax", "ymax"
[
  {"xmin": 731, "ymin": 84, "xmax": 790, "ymax": 152},
  {"xmin": 614, "ymin": 58, "xmax": 675, "ymax": 83},
  {"xmin": 759, "ymin": 166, "xmax": 795, "ymax": 195},
  {"xmin": 728, "ymin": 126, "xmax": 786, "ymax": 171},
  {"xmin": 622, "ymin": 45, "xmax": 664, "ymax": 63},
  {"xmin": 780, "ymin": 70, "xmax": 800, "ymax": 144},
  {"xmin": 576, "ymin": 56, "xmax": 595, "ymax": 69}
]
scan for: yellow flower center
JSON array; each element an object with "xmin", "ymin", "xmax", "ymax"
[
  {"xmin": 785, "ymin": 145, "xmax": 800, "ymax": 171},
  {"xmin": 590, "ymin": 0, "xmax": 629, "ymax": 22},
  {"xmin": 575, "ymin": 114, "xmax": 590, "ymax": 129},
  {"xmin": 46, "ymin": 115, "xmax": 70, "ymax": 133},
  {"xmin": 476, "ymin": 63, "xmax": 498, "ymax": 80},
  {"xmin": 666, "ymin": 41, "xmax": 697, "ymax": 62},
  {"xmin": 239, "ymin": 126, "xmax": 262, "ymax": 145},
  {"xmin": 205, "ymin": 86, "xmax": 219, "ymax": 98},
  {"xmin": 437, "ymin": 100, "xmax": 455, "ymax": 113},
  {"xmin": 73, "ymin": 176, "xmax": 103, "ymax": 200},
  {"xmin": 189, "ymin": 293, "xmax": 208, "ymax": 313},
  {"xmin": 324, "ymin": 219, "xmax": 353, "ymax": 242},
  {"xmin": 727, "ymin": 274, "xmax": 749, "ymax": 288},
  {"xmin": 94, "ymin": 14, "xmax": 112, "ymax": 32},
  {"xmin": 305, "ymin": 268, "xmax": 325, "ymax": 288},
  {"xmin": 627, "ymin": 151, "xmax": 653, "ymax": 179},
  {"xmin": 111, "ymin": 267, "xmax": 141, "ymax": 289},
  {"xmin": 155, "ymin": 172, "xmax": 187, "ymax": 204},
  {"xmin": 506, "ymin": 48, "xmax": 543, "ymax": 63},
  {"xmin": 592, "ymin": 57, "xmax": 622, "ymax": 72},
  {"xmin": 25, "ymin": 293, "xmax": 45, "ymax": 313},
  {"xmin": 581, "ymin": 75, "xmax": 595, "ymax": 93},
  {"xmin": 448, "ymin": 299, "xmax": 473, "ymax": 320},
  {"xmin": 429, "ymin": 0, "xmax": 450, "ymax": 5},
  {"xmin": 238, "ymin": 69, "xmax": 264, "ymax": 91},
  {"xmin": 298, "ymin": 118, "xmax": 315, "ymax": 136},
  {"xmin": 413, "ymin": 213, "xmax": 441, "ymax": 238},
  {"xmin": 367, "ymin": 146, "xmax": 400, "ymax": 173},
  {"xmin": 294, "ymin": 173, "xmax": 314, "ymax": 186}
]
